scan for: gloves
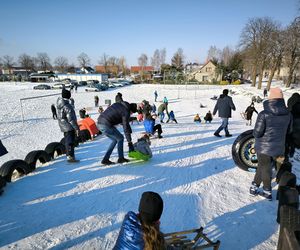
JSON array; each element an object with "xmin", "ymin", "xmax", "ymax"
[{"xmin": 128, "ymin": 142, "xmax": 134, "ymax": 152}]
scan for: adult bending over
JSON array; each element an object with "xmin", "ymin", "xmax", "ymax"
[{"xmin": 97, "ymin": 101, "xmax": 137, "ymax": 165}]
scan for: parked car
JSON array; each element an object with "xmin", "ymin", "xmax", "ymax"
[
  {"xmin": 85, "ymin": 83, "xmax": 108, "ymax": 92},
  {"xmin": 111, "ymin": 81, "xmax": 125, "ymax": 87},
  {"xmin": 52, "ymin": 82, "xmax": 71, "ymax": 89},
  {"xmin": 78, "ymin": 81, "xmax": 87, "ymax": 86},
  {"xmin": 118, "ymin": 80, "xmax": 132, "ymax": 85},
  {"xmin": 33, "ymin": 84, "xmax": 51, "ymax": 90}
]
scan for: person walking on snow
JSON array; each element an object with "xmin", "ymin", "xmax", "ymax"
[
  {"xmin": 157, "ymin": 102, "xmax": 169, "ymax": 123},
  {"xmin": 249, "ymin": 87, "xmax": 292, "ymax": 201},
  {"xmin": 56, "ymin": 88, "xmax": 80, "ymax": 163},
  {"xmin": 97, "ymin": 101, "xmax": 137, "ymax": 165},
  {"xmin": 51, "ymin": 104, "xmax": 58, "ymax": 120},
  {"xmin": 94, "ymin": 95, "xmax": 99, "ymax": 107},
  {"xmin": 245, "ymin": 102, "xmax": 258, "ymax": 126},
  {"xmin": 154, "ymin": 90, "xmax": 158, "ymax": 102},
  {"xmin": 213, "ymin": 89, "xmax": 236, "ymax": 137}
]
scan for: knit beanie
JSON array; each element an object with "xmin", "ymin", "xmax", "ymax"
[
  {"xmin": 269, "ymin": 87, "xmax": 283, "ymax": 99},
  {"xmin": 129, "ymin": 103, "xmax": 137, "ymax": 113},
  {"xmin": 62, "ymin": 88, "xmax": 71, "ymax": 99},
  {"xmin": 138, "ymin": 191, "xmax": 163, "ymax": 224},
  {"xmin": 223, "ymin": 89, "xmax": 229, "ymax": 96}
]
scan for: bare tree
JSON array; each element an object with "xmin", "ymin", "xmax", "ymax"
[
  {"xmin": 265, "ymin": 29, "xmax": 284, "ymax": 90},
  {"xmin": 221, "ymin": 46, "xmax": 234, "ymax": 66},
  {"xmin": 2, "ymin": 55, "xmax": 14, "ymax": 69},
  {"xmin": 54, "ymin": 56, "xmax": 69, "ymax": 73},
  {"xmin": 138, "ymin": 53, "xmax": 148, "ymax": 80},
  {"xmin": 18, "ymin": 53, "xmax": 35, "ymax": 71},
  {"xmin": 207, "ymin": 45, "xmax": 221, "ymax": 62},
  {"xmin": 98, "ymin": 53, "xmax": 109, "ymax": 73},
  {"xmin": 77, "ymin": 52, "xmax": 91, "ymax": 67},
  {"xmin": 160, "ymin": 48, "xmax": 166, "ymax": 66},
  {"xmin": 151, "ymin": 49, "xmax": 160, "ymax": 71},
  {"xmin": 240, "ymin": 17, "xmax": 279, "ymax": 88},
  {"xmin": 107, "ymin": 56, "xmax": 119, "ymax": 76},
  {"xmin": 171, "ymin": 48, "xmax": 184, "ymax": 71},
  {"xmin": 283, "ymin": 17, "xmax": 300, "ymax": 87},
  {"xmin": 37, "ymin": 52, "xmax": 51, "ymax": 71},
  {"xmin": 118, "ymin": 56, "xmax": 127, "ymax": 76}
]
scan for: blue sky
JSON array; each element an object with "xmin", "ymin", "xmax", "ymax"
[{"xmin": 0, "ymin": 0, "xmax": 298, "ymax": 66}]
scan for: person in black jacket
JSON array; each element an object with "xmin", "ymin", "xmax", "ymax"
[
  {"xmin": 213, "ymin": 89, "xmax": 236, "ymax": 137},
  {"xmin": 244, "ymin": 102, "xmax": 258, "ymax": 126},
  {"xmin": 97, "ymin": 101, "xmax": 137, "ymax": 165},
  {"xmin": 286, "ymin": 92, "xmax": 300, "ymax": 159},
  {"xmin": 250, "ymin": 88, "xmax": 292, "ymax": 200},
  {"xmin": 57, "ymin": 88, "xmax": 80, "ymax": 163},
  {"xmin": 115, "ymin": 92, "xmax": 123, "ymax": 103},
  {"xmin": 51, "ymin": 104, "xmax": 57, "ymax": 120}
]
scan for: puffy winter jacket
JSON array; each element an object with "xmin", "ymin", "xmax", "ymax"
[
  {"xmin": 158, "ymin": 103, "xmax": 168, "ymax": 114},
  {"xmin": 288, "ymin": 93, "xmax": 300, "ymax": 148},
  {"xmin": 97, "ymin": 102, "xmax": 132, "ymax": 143},
  {"xmin": 253, "ymin": 98, "xmax": 292, "ymax": 157},
  {"xmin": 113, "ymin": 211, "xmax": 144, "ymax": 250},
  {"xmin": 56, "ymin": 97, "xmax": 79, "ymax": 132},
  {"xmin": 144, "ymin": 118, "xmax": 155, "ymax": 134},
  {"xmin": 134, "ymin": 139, "xmax": 152, "ymax": 158},
  {"xmin": 213, "ymin": 94, "xmax": 236, "ymax": 118}
]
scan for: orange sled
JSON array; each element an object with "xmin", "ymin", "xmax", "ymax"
[{"xmin": 78, "ymin": 117, "xmax": 99, "ymax": 138}]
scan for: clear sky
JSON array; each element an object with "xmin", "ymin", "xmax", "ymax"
[{"xmin": 0, "ymin": 0, "xmax": 298, "ymax": 66}]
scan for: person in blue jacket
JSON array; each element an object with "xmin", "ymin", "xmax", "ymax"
[
  {"xmin": 144, "ymin": 114, "xmax": 163, "ymax": 138},
  {"xmin": 250, "ymin": 88, "xmax": 292, "ymax": 201},
  {"xmin": 113, "ymin": 191, "xmax": 165, "ymax": 250}
]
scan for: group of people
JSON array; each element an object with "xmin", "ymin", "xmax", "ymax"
[{"xmin": 194, "ymin": 111, "xmax": 213, "ymax": 124}]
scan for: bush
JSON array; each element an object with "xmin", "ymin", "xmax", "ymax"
[
  {"xmin": 220, "ymin": 80, "xmax": 229, "ymax": 85},
  {"xmin": 232, "ymin": 80, "xmax": 241, "ymax": 85}
]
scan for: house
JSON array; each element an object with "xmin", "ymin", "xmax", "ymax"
[
  {"xmin": 30, "ymin": 72, "xmax": 56, "ymax": 82},
  {"xmin": 95, "ymin": 65, "xmax": 119, "ymax": 74},
  {"xmin": 130, "ymin": 66, "xmax": 154, "ymax": 80},
  {"xmin": 187, "ymin": 60, "xmax": 221, "ymax": 82}
]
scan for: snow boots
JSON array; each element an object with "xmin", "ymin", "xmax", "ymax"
[{"xmin": 250, "ymin": 182, "xmax": 259, "ymax": 196}]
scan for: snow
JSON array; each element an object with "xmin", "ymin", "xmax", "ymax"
[{"xmin": 0, "ymin": 81, "xmax": 299, "ymax": 249}]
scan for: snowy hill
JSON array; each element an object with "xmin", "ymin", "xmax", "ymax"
[{"xmin": 0, "ymin": 81, "xmax": 299, "ymax": 249}]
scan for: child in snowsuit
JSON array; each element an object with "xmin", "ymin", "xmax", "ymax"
[
  {"xmin": 51, "ymin": 104, "xmax": 58, "ymax": 120},
  {"xmin": 94, "ymin": 95, "xmax": 99, "ymax": 107},
  {"xmin": 204, "ymin": 111, "xmax": 213, "ymax": 123},
  {"xmin": 114, "ymin": 191, "xmax": 165, "ymax": 250},
  {"xmin": 133, "ymin": 134, "xmax": 152, "ymax": 158},
  {"xmin": 144, "ymin": 114, "xmax": 163, "ymax": 138},
  {"xmin": 167, "ymin": 110, "xmax": 177, "ymax": 123},
  {"xmin": 194, "ymin": 114, "xmax": 201, "ymax": 123},
  {"xmin": 245, "ymin": 102, "xmax": 258, "ymax": 126}
]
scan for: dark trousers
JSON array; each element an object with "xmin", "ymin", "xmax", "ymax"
[
  {"xmin": 52, "ymin": 112, "xmax": 57, "ymax": 120},
  {"xmin": 253, "ymin": 153, "xmax": 274, "ymax": 191},
  {"xmin": 64, "ymin": 130, "xmax": 76, "ymax": 158},
  {"xmin": 154, "ymin": 124, "xmax": 162, "ymax": 135}
]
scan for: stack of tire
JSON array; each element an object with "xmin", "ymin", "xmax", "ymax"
[
  {"xmin": 232, "ymin": 129, "xmax": 258, "ymax": 171},
  {"xmin": 0, "ymin": 129, "xmax": 95, "ymax": 195},
  {"xmin": 0, "ymin": 141, "xmax": 65, "ymax": 195}
]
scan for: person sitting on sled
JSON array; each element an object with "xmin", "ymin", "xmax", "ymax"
[
  {"xmin": 133, "ymin": 134, "xmax": 152, "ymax": 159},
  {"xmin": 204, "ymin": 111, "xmax": 213, "ymax": 123},
  {"xmin": 194, "ymin": 114, "xmax": 201, "ymax": 123},
  {"xmin": 144, "ymin": 113, "xmax": 163, "ymax": 138},
  {"xmin": 114, "ymin": 191, "xmax": 165, "ymax": 250}
]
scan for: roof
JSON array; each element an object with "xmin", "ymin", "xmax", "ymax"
[{"xmin": 130, "ymin": 66, "xmax": 154, "ymax": 72}]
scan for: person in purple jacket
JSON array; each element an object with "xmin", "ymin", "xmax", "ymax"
[{"xmin": 113, "ymin": 191, "xmax": 165, "ymax": 250}]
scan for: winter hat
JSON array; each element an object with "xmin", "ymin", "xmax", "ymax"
[
  {"xmin": 138, "ymin": 191, "xmax": 163, "ymax": 223},
  {"xmin": 223, "ymin": 89, "xmax": 229, "ymax": 95},
  {"xmin": 62, "ymin": 88, "xmax": 71, "ymax": 99},
  {"xmin": 269, "ymin": 87, "xmax": 283, "ymax": 99},
  {"xmin": 129, "ymin": 103, "xmax": 137, "ymax": 113}
]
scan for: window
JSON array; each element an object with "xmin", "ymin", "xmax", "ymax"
[
  {"xmin": 206, "ymin": 67, "xmax": 212, "ymax": 72},
  {"xmin": 202, "ymin": 76, "xmax": 208, "ymax": 81}
]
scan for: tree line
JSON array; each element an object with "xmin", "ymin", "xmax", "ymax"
[{"xmin": 0, "ymin": 17, "xmax": 299, "ymax": 88}]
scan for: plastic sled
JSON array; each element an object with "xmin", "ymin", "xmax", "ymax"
[
  {"xmin": 128, "ymin": 151, "xmax": 150, "ymax": 161},
  {"xmin": 164, "ymin": 227, "xmax": 220, "ymax": 250}
]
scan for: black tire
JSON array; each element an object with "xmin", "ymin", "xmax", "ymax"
[
  {"xmin": 44, "ymin": 142, "xmax": 65, "ymax": 159},
  {"xmin": 232, "ymin": 129, "xmax": 258, "ymax": 171},
  {"xmin": 24, "ymin": 150, "xmax": 52, "ymax": 171},
  {"xmin": 0, "ymin": 175, "xmax": 7, "ymax": 188},
  {"xmin": 0, "ymin": 159, "xmax": 31, "ymax": 182},
  {"xmin": 81, "ymin": 129, "xmax": 91, "ymax": 141}
]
